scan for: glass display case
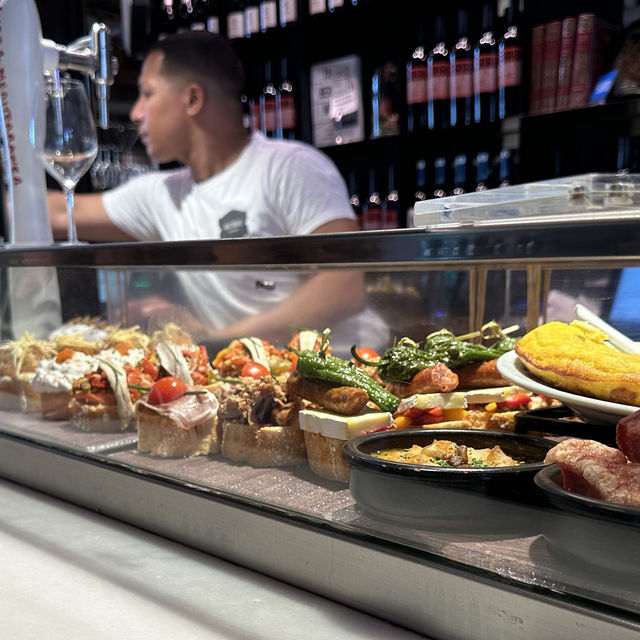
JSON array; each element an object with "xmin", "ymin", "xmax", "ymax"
[{"xmin": 0, "ymin": 205, "xmax": 639, "ymax": 639}]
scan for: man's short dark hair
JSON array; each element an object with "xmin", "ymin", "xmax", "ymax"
[{"xmin": 150, "ymin": 31, "xmax": 245, "ymax": 102}]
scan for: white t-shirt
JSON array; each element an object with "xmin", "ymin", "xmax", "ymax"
[
  {"xmin": 103, "ymin": 132, "xmax": 354, "ymax": 241},
  {"xmin": 102, "ymin": 133, "xmax": 388, "ymax": 351}
]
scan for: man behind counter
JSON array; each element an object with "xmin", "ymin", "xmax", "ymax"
[{"xmin": 48, "ymin": 31, "xmax": 384, "ymax": 349}]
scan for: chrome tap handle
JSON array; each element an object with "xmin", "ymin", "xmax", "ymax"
[
  {"xmin": 44, "ymin": 23, "xmax": 119, "ymax": 129},
  {"xmin": 91, "ymin": 23, "xmax": 117, "ymax": 129}
]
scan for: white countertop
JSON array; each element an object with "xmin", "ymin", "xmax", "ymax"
[{"xmin": 0, "ymin": 478, "xmax": 428, "ymax": 639}]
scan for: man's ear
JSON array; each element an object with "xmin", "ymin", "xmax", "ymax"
[{"xmin": 185, "ymin": 82, "xmax": 205, "ymax": 116}]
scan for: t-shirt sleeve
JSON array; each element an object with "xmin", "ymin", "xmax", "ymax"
[
  {"xmin": 271, "ymin": 145, "xmax": 356, "ymax": 236},
  {"xmin": 101, "ymin": 173, "xmax": 165, "ymax": 241}
]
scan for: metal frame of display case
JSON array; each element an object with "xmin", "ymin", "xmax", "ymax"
[{"xmin": 1, "ymin": 224, "xmax": 639, "ymax": 639}]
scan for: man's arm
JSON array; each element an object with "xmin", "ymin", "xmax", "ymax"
[
  {"xmin": 47, "ymin": 190, "xmax": 136, "ymax": 242},
  {"xmin": 210, "ymin": 218, "xmax": 366, "ymax": 342}
]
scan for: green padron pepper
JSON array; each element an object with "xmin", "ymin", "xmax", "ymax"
[
  {"xmin": 351, "ymin": 327, "xmax": 517, "ymax": 384},
  {"xmin": 289, "ymin": 347, "xmax": 400, "ymax": 413}
]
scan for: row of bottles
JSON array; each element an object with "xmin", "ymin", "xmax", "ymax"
[
  {"xmin": 159, "ymin": 0, "xmax": 365, "ymax": 38},
  {"xmin": 344, "ymin": 149, "xmax": 518, "ymax": 229},
  {"xmin": 406, "ymin": 1, "xmax": 523, "ymax": 132},
  {"xmin": 242, "ymin": 57, "xmax": 298, "ymax": 138}
]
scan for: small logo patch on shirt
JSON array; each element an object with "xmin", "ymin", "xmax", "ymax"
[{"xmin": 219, "ymin": 210, "xmax": 248, "ymax": 238}]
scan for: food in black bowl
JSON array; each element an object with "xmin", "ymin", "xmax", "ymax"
[{"xmin": 343, "ymin": 429, "xmax": 556, "ymax": 530}]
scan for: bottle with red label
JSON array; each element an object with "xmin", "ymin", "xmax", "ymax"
[
  {"xmin": 427, "ymin": 15, "xmax": 449, "ymax": 131},
  {"xmin": 260, "ymin": 60, "xmax": 278, "ymax": 137},
  {"xmin": 498, "ymin": 0, "xmax": 523, "ymax": 119},
  {"xmin": 450, "ymin": 8, "xmax": 472, "ymax": 127},
  {"xmin": 277, "ymin": 56, "xmax": 297, "ymax": 140},
  {"xmin": 406, "ymin": 23, "xmax": 428, "ymax": 134},
  {"xmin": 473, "ymin": 2, "xmax": 498, "ymax": 124},
  {"xmin": 362, "ymin": 168, "xmax": 383, "ymax": 230}
]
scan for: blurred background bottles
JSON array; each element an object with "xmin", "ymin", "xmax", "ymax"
[
  {"xmin": 498, "ymin": 0, "xmax": 523, "ymax": 119},
  {"xmin": 450, "ymin": 8, "xmax": 472, "ymax": 127},
  {"xmin": 427, "ymin": 15, "xmax": 449, "ymax": 131},
  {"xmin": 474, "ymin": 1, "xmax": 498, "ymax": 124},
  {"xmin": 371, "ymin": 56, "xmax": 400, "ymax": 138},
  {"xmin": 406, "ymin": 23, "xmax": 428, "ymax": 134}
]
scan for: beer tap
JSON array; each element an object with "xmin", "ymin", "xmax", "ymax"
[
  {"xmin": 42, "ymin": 23, "xmax": 119, "ymax": 130},
  {"xmin": 0, "ymin": 0, "xmax": 119, "ymax": 246}
]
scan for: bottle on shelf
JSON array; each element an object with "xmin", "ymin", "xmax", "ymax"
[
  {"xmin": 244, "ymin": 0, "xmax": 261, "ymax": 37},
  {"xmin": 308, "ymin": 0, "xmax": 327, "ymax": 16},
  {"xmin": 362, "ymin": 168, "xmax": 383, "ymax": 230},
  {"xmin": 427, "ymin": 15, "xmax": 449, "ymax": 131},
  {"xmin": 277, "ymin": 56, "xmax": 297, "ymax": 140},
  {"xmin": 327, "ymin": 0, "xmax": 345, "ymax": 12},
  {"xmin": 451, "ymin": 153, "xmax": 467, "ymax": 195},
  {"xmin": 227, "ymin": 0, "xmax": 246, "ymax": 40},
  {"xmin": 498, "ymin": 0, "xmax": 523, "ymax": 119},
  {"xmin": 279, "ymin": 0, "xmax": 299, "ymax": 27},
  {"xmin": 371, "ymin": 58, "xmax": 400, "ymax": 138},
  {"xmin": 260, "ymin": 60, "xmax": 278, "ymax": 137},
  {"xmin": 474, "ymin": 151, "xmax": 491, "ymax": 191},
  {"xmin": 347, "ymin": 169, "xmax": 362, "ymax": 227},
  {"xmin": 179, "ymin": 0, "xmax": 195, "ymax": 26},
  {"xmin": 259, "ymin": 0, "xmax": 278, "ymax": 32},
  {"xmin": 450, "ymin": 8, "xmax": 472, "ymax": 127},
  {"xmin": 206, "ymin": 11, "xmax": 221, "ymax": 35},
  {"xmin": 473, "ymin": 1, "xmax": 498, "ymax": 124},
  {"xmin": 160, "ymin": 0, "xmax": 178, "ymax": 35},
  {"xmin": 496, "ymin": 148, "xmax": 515, "ymax": 187},
  {"xmin": 433, "ymin": 156, "xmax": 448, "ymax": 198},
  {"xmin": 406, "ymin": 23, "xmax": 428, "ymax": 134},
  {"xmin": 406, "ymin": 158, "xmax": 428, "ymax": 228},
  {"xmin": 382, "ymin": 165, "xmax": 399, "ymax": 229}
]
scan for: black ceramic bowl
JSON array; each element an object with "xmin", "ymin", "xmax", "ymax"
[
  {"xmin": 534, "ymin": 465, "xmax": 640, "ymax": 527},
  {"xmin": 343, "ymin": 429, "xmax": 556, "ymax": 529},
  {"xmin": 533, "ymin": 466, "xmax": 640, "ymax": 574}
]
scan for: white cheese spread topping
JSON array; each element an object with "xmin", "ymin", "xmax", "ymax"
[{"xmin": 31, "ymin": 351, "xmax": 99, "ymax": 393}]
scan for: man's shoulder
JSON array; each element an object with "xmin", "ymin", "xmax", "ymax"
[{"xmin": 252, "ymin": 133, "xmax": 323, "ymax": 161}]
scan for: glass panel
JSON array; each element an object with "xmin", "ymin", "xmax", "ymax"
[{"xmin": 0, "ymin": 231, "xmax": 638, "ymax": 622}]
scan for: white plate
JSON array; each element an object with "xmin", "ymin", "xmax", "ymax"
[{"xmin": 496, "ymin": 351, "xmax": 638, "ymax": 426}]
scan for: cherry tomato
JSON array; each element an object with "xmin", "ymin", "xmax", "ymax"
[
  {"xmin": 354, "ymin": 347, "xmax": 379, "ymax": 363},
  {"xmin": 241, "ymin": 361, "xmax": 270, "ymax": 379},
  {"xmin": 148, "ymin": 376, "xmax": 187, "ymax": 405}
]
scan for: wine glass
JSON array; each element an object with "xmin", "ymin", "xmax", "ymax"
[{"xmin": 37, "ymin": 76, "xmax": 98, "ymax": 244}]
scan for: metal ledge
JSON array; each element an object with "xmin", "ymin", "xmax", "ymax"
[{"xmin": 1, "ymin": 432, "xmax": 638, "ymax": 640}]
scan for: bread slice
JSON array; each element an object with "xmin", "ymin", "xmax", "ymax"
[
  {"xmin": 0, "ymin": 374, "xmax": 40, "ymax": 412},
  {"xmin": 303, "ymin": 430, "xmax": 349, "ymax": 484},
  {"xmin": 137, "ymin": 406, "xmax": 219, "ymax": 458},
  {"xmin": 69, "ymin": 398, "xmax": 130, "ymax": 432},
  {"xmin": 40, "ymin": 391, "xmax": 73, "ymax": 420},
  {"xmin": 220, "ymin": 421, "xmax": 305, "ymax": 467}
]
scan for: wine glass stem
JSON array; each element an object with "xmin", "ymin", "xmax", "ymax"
[{"xmin": 64, "ymin": 187, "xmax": 78, "ymax": 244}]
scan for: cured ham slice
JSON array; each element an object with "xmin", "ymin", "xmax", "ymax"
[
  {"xmin": 617, "ymin": 409, "xmax": 640, "ymax": 463},
  {"xmin": 545, "ymin": 438, "xmax": 640, "ymax": 508}
]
